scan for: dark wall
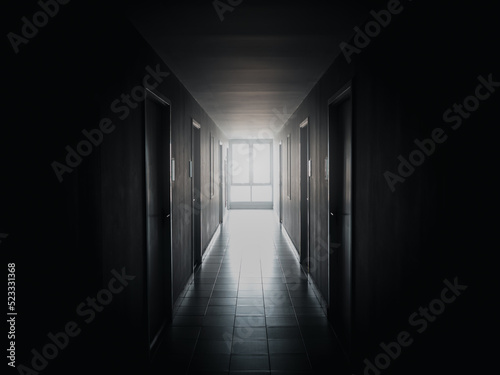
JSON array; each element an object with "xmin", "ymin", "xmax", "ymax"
[
  {"xmin": 277, "ymin": 0, "xmax": 498, "ymax": 371},
  {"xmin": 95, "ymin": 17, "xmax": 228, "ymax": 372},
  {"xmin": 99, "ymin": 53, "xmax": 227, "ymax": 368},
  {"xmin": 3, "ymin": 1, "xmax": 226, "ymax": 373}
]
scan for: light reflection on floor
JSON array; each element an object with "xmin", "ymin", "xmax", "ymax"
[{"xmin": 153, "ymin": 209, "xmax": 348, "ymax": 374}]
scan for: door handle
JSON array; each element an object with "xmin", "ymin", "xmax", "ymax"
[{"xmin": 325, "ymin": 157, "xmax": 328, "ymax": 180}]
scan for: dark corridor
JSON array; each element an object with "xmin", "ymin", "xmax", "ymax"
[{"xmin": 2, "ymin": 1, "xmax": 498, "ymax": 375}]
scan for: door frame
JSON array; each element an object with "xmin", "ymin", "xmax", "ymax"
[
  {"xmin": 327, "ymin": 81, "xmax": 353, "ymax": 356},
  {"xmin": 279, "ymin": 140, "xmax": 283, "ymax": 223},
  {"xmin": 299, "ymin": 118, "xmax": 310, "ymax": 270},
  {"xmin": 225, "ymin": 147, "xmax": 229, "ymax": 211},
  {"xmin": 143, "ymin": 88, "xmax": 173, "ymax": 359},
  {"xmin": 191, "ymin": 119, "xmax": 202, "ymax": 270},
  {"xmin": 219, "ymin": 141, "xmax": 224, "ymax": 223}
]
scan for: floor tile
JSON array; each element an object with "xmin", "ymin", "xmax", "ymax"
[
  {"xmin": 263, "ymin": 284, "xmax": 288, "ymax": 291},
  {"xmin": 189, "ymin": 284, "xmax": 215, "ymax": 291},
  {"xmin": 238, "ymin": 290, "xmax": 264, "ymax": 298},
  {"xmin": 212, "ymin": 290, "xmax": 238, "ymax": 298},
  {"xmin": 159, "ymin": 211, "xmax": 348, "ymax": 375},
  {"xmin": 264, "ymin": 298, "xmax": 292, "ymax": 307},
  {"xmin": 267, "ymin": 327, "xmax": 301, "ymax": 340},
  {"xmin": 263, "ymin": 277, "xmax": 285, "ymax": 284},
  {"xmin": 237, "ymin": 298, "xmax": 264, "ymax": 306},
  {"xmin": 207, "ymin": 306, "xmax": 237, "ymax": 315},
  {"xmin": 210, "ymin": 297, "xmax": 237, "ymax": 306},
  {"xmin": 195, "ymin": 340, "xmax": 232, "ymax": 355},
  {"xmin": 216, "ymin": 277, "xmax": 240, "ymax": 284},
  {"xmin": 214, "ymin": 284, "xmax": 239, "ymax": 291},
  {"xmin": 185, "ymin": 289, "xmax": 213, "ymax": 298},
  {"xmin": 232, "ymin": 340, "xmax": 269, "ymax": 355},
  {"xmin": 265, "ymin": 306, "xmax": 295, "ymax": 316},
  {"xmin": 291, "ymin": 298, "xmax": 320, "ymax": 307},
  {"xmin": 240, "ymin": 277, "xmax": 263, "ymax": 284},
  {"xmin": 269, "ymin": 354, "xmax": 311, "ymax": 371},
  {"xmin": 203, "ymin": 315, "xmax": 236, "ymax": 327},
  {"xmin": 230, "ymin": 355, "xmax": 270, "ymax": 371},
  {"xmin": 199, "ymin": 326, "xmax": 234, "ymax": 341},
  {"xmin": 236, "ymin": 306, "xmax": 265, "ymax": 316},
  {"xmin": 265, "ymin": 317, "xmax": 298, "ymax": 327},
  {"xmin": 239, "ymin": 284, "xmax": 263, "ymax": 291},
  {"xmin": 268, "ymin": 339, "xmax": 306, "ymax": 354},
  {"xmin": 234, "ymin": 327, "xmax": 267, "ymax": 340},
  {"xmin": 192, "ymin": 277, "xmax": 216, "ymax": 284},
  {"xmin": 235, "ymin": 316, "xmax": 266, "ymax": 327},
  {"xmin": 182, "ymin": 297, "xmax": 210, "ymax": 307}
]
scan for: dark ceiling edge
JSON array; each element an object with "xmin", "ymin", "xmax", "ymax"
[
  {"xmin": 123, "ymin": 4, "xmax": 372, "ymax": 140},
  {"xmin": 124, "ymin": 17, "xmax": 232, "ymax": 140}
]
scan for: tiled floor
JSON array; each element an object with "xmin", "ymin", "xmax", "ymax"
[{"xmin": 152, "ymin": 210, "xmax": 349, "ymax": 374}]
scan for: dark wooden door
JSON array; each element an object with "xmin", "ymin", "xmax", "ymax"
[{"xmin": 145, "ymin": 90, "xmax": 172, "ymax": 356}]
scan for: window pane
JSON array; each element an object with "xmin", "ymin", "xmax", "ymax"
[
  {"xmin": 231, "ymin": 186, "xmax": 251, "ymax": 202},
  {"xmin": 253, "ymin": 143, "xmax": 271, "ymax": 183},
  {"xmin": 252, "ymin": 186, "xmax": 272, "ymax": 202},
  {"xmin": 231, "ymin": 143, "xmax": 250, "ymax": 184}
]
